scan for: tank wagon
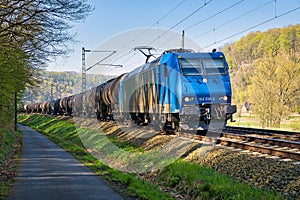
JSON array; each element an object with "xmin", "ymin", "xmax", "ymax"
[{"xmin": 24, "ymin": 49, "xmax": 236, "ymax": 134}]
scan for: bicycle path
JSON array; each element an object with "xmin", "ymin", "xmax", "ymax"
[{"xmin": 8, "ymin": 124, "xmax": 124, "ymax": 200}]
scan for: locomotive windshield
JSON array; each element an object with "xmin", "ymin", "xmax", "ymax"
[
  {"xmin": 180, "ymin": 59, "xmax": 203, "ymax": 75},
  {"xmin": 180, "ymin": 58, "xmax": 226, "ymax": 75},
  {"xmin": 202, "ymin": 58, "xmax": 226, "ymax": 75}
]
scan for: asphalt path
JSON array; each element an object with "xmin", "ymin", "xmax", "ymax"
[{"xmin": 8, "ymin": 124, "xmax": 124, "ymax": 200}]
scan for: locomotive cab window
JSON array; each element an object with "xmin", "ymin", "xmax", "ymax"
[
  {"xmin": 202, "ymin": 58, "xmax": 226, "ymax": 75},
  {"xmin": 180, "ymin": 59, "xmax": 203, "ymax": 75}
]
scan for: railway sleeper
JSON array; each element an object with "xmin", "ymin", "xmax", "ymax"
[
  {"xmin": 218, "ymin": 138, "xmax": 300, "ymax": 161},
  {"xmin": 222, "ymin": 133, "xmax": 300, "ymax": 149}
]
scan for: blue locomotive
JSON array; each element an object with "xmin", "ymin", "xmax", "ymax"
[
  {"xmin": 100, "ymin": 49, "xmax": 236, "ymax": 133},
  {"xmin": 24, "ymin": 49, "xmax": 236, "ymax": 134}
]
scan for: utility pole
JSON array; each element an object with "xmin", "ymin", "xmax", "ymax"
[
  {"xmin": 82, "ymin": 48, "xmax": 117, "ymax": 93},
  {"xmin": 82, "ymin": 47, "xmax": 87, "ymax": 93},
  {"xmin": 14, "ymin": 90, "xmax": 17, "ymax": 131},
  {"xmin": 181, "ymin": 30, "xmax": 185, "ymax": 49},
  {"xmin": 81, "ymin": 47, "xmax": 117, "ymax": 117}
]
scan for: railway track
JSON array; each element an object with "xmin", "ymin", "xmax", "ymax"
[
  {"xmin": 31, "ymin": 114, "xmax": 300, "ymax": 161},
  {"xmin": 180, "ymin": 127, "xmax": 300, "ymax": 161},
  {"xmin": 225, "ymin": 126, "xmax": 300, "ymax": 141}
]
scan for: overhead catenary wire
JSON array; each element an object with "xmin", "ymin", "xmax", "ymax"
[
  {"xmin": 204, "ymin": 6, "xmax": 300, "ymax": 49},
  {"xmin": 193, "ymin": 0, "xmax": 274, "ymax": 39},
  {"xmin": 158, "ymin": 0, "xmax": 275, "ymax": 48},
  {"xmin": 146, "ymin": 0, "xmax": 213, "ymax": 46},
  {"xmin": 115, "ymin": 0, "xmax": 186, "ymax": 54},
  {"xmin": 100, "ymin": 0, "xmax": 299, "ymax": 75},
  {"xmin": 117, "ymin": 0, "xmax": 214, "ymax": 67},
  {"xmin": 125, "ymin": 0, "xmax": 271, "ymax": 67},
  {"xmin": 184, "ymin": 0, "xmax": 246, "ymax": 30},
  {"xmin": 157, "ymin": 0, "xmax": 248, "ymax": 49},
  {"xmin": 100, "ymin": 0, "xmax": 187, "ymax": 74},
  {"xmin": 116, "ymin": 0, "xmax": 251, "ymax": 69},
  {"xmin": 154, "ymin": 0, "xmax": 187, "ymax": 25}
]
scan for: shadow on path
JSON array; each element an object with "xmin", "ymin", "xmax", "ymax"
[{"xmin": 7, "ymin": 124, "xmax": 123, "ymax": 200}]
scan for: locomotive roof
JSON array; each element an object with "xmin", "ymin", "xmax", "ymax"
[
  {"xmin": 124, "ymin": 51, "xmax": 226, "ymax": 79},
  {"xmin": 177, "ymin": 51, "xmax": 225, "ymax": 59}
]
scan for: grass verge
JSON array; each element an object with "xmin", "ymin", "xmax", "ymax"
[
  {"xmin": 0, "ymin": 127, "xmax": 22, "ymax": 200},
  {"xmin": 18, "ymin": 114, "xmax": 283, "ymax": 200},
  {"xmin": 228, "ymin": 114, "xmax": 300, "ymax": 132},
  {"xmin": 17, "ymin": 114, "xmax": 172, "ymax": 200},
  {"xmin": 154, "ymin": 160, "xmax": 282, "ymax": 199}
]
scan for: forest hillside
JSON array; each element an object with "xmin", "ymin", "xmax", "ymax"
[
  {"xmin": 23, "ymin": 71, "xmax": 113, "ymax": 104},
  {"xmin": 222, "ymin": 24, "xmax": 300, "ymax": 128}
]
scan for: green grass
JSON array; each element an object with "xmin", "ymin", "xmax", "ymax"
[
  {"xmin": 0, "ymin": 128, "xmax": 15, "ymax": 165},
  {"xmin": 228, "ymin": 114, "xmax": 300, "ymax": 132},
  {"xmin": 17, "ymin": 114, "xmax": 283, "ymax": 200},
  {"xmin": 156, "ymin": 160, "xmax": 282, "ymax": 200},
  {"xmin": 17, "ymin": 114, "xmax": 172, "ymax": 199},
  {"xmin": 0, "ymin": 127, "xmax": 22, "ymax": 200}
]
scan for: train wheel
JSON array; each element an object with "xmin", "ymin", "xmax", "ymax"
[
  {"xmin": 196, "ymin": 130, "xmax": 208, "ymax": 136},
  {"xmin": 163, "ymin": 121, "xmax": 179, "ymax": 135}
]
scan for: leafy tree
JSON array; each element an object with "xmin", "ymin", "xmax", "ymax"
[
  {"xmin": 223, "ymin": 24, "xmax": 300, "ymax": 128},
  {"xmin": 0, "ymin": 43, "xmax": 33, "ymax": 128},
  {"xmin": 0, "ymin": 0, "xmax": 93, "ymax": 129},
  {"xmin": 0, "ymin": 0, "xmax": 93, "ymax": 64},
  {"xmin": 249, "ymin": 55, "xmax": 300, "ymax": 127}
]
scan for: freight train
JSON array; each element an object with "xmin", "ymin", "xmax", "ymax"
[{"xmin": 24, "ymin": 49, "xmax": 236, "ymax": 134}]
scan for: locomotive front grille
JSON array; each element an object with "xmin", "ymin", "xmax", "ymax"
[{"xmin": 182, "ymin": 106, "xmax": 200, "ymax": 115}]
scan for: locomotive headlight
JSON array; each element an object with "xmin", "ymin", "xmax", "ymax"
[
  {"xmin": 219, "ymin": 96, "xmax": 228, "ymax": 101},
  {"xmin": 184, "ymin": 97, "xmax": 195, "ymax": 102},
  {"xmin": 203, "ymin": 78, "xmax": 207, "ymax": 83}
]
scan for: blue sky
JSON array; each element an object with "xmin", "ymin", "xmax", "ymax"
[{"xmin": 47, "ymin": 0, "xmax": 300, "ymax": 73}]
